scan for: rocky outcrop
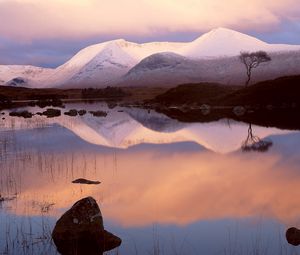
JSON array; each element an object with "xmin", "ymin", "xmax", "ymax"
[{"xmin": 52, "ymin": 197, "xmax": 121, "ymax": 255}]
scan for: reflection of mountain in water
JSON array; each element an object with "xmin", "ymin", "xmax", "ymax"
[
  {"xmin": 124, "ymin": 107, "xmax": 186, "ymax": 132},
  {"xmin": 0, "ymin": 105, "xmax": 296, "ymax": 153}
]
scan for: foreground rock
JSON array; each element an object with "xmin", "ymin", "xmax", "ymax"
[
  {"xmin": 72, "ymin": 178, "xmax": 101, "ymax": 185},
  {"xmin": 286, "ymin": 227, "xmax": 300, "ymax": 246},
  {"xmin": 52, "ymin": 197, "xmax": 121, "ymax": 255}
]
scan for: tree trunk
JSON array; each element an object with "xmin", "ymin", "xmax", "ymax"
[{"xmin": 245, "ymin": 69, "xmax": 251, "ymax": 86}]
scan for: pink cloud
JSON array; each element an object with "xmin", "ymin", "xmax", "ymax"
[{"xmin": 0, "ymin": 0, "xmax": 299, "ymax": 42}]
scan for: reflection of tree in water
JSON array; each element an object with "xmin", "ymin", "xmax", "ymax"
[{"xmin": 241, "ymin": 123, "xmax": 273, "ymax": 152}]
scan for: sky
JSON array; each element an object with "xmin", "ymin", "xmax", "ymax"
[{"xmin": 0, "ymin": 0, "xmax": 299, "ymax": 67}]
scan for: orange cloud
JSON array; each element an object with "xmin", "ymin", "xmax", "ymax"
[{"xmin": 0, "ymin": 0, "xmax": 299, "ymax": 41}]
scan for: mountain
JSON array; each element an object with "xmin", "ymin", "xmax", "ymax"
[
  {"xmin": 0, "ymin": 65, "xmax": 53, "ymax": 87},
  {"xmin": 179, "ymin": 27, "xmax": 300, "ymax": 58},
  {"xmin": 121, "ymin": 50, "xmax": 300, "ymax": 86},
  {"xmin": 46, "ymin": 39, "xmax": 185, "ymax": 88},
  {"xmin": 1, "ymin": 28, "xmax": 300, "ymax": 88}
]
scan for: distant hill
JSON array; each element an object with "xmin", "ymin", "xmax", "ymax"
[
  {"xmin": 218, "ymin": 75, "xmax": 300, "ymax": 107},
  {"xmin": 153, "ymin": 75, "xmax": 300, "ymax": 107},
  {"xmin": 154, "ymin": 83, "xmax": 239, "ymax": 105}
]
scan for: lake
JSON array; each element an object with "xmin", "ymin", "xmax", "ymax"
[{"xmin": 0, "ymin": 102, "xmax": 300, "ymax": 255}]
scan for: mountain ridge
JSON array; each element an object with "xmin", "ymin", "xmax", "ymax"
[{"xmin": 1, "ymin": 27, "xmax": 300, "ymax": 88}]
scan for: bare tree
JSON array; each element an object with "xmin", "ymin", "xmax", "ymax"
[
  {"xmin": 241, "ymin": 123, "xmax": 273, "ymax": 152},
  {"xmin": 239, "ymin": 51, "xmax": 271, "ymax": 86}
]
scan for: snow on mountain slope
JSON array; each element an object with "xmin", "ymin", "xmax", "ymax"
[
  {"xmin": 0, "ymin": 65, "xmax": 53, "ymax": 87},
  {"xmin": 47, "ymin": 39, "xmax": 185, "ymax": 88},
  {"xmin": 180, "ymin": 27, "xmax": 300, "ymax": 58},
  {"xmin": 1, "ymin": 27, "xmax": 300, "ymax": 88},
  {"xmin": 122, "ymin": 50, "xmax": 300, "ymax": 86}
]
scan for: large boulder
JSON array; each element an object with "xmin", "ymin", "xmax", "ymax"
[
  {"xmin": 52, "ymin": 197, "xmax": 121, "ymax": 255},
  {"xmin": 286, "ymin": 227, "xmax": 300, "ymax": 246}
]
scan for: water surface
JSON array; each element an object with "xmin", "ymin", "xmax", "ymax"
[{"xmin": 0, "ymin": 103, "xmax": 300, "ymax": 255}]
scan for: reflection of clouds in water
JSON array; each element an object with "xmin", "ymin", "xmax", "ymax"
[{"xmin": 1, "ymin": 137, "xmax": 300, "ymax": 228}]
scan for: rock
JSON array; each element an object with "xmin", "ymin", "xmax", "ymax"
[
  {"xmin": 286, "ymin": 227, "xmax": 300, "ymax": 246},
  {"xmin": 52, "ymin": 197, "xmax": 121, "ymax": 255},
  {"xmin": 42, "ymin": 108, "xmax": 61, "ymax": 118},
  {"xmin": 89, "ymin": 111, "xmax": 107, "ymax": 117},
  {"xmin": 78, "ymin": 110, "xmax": 87, "ymax": 116},
  {"xmin": 233, "ymin": 106, "xmax": 246, "ymax": 116},
  {"xmin": 9, "ymin": 110, "xmax": 33, "ymax": 118},
  {"xmin": 64, "ymin": 109, "xmax": 78, "ymax": 117},
  {"xmin": 72, "ymin": 178, "xmax": 101, "ymax": 185}
]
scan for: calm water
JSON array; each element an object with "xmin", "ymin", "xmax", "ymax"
[{"xmin": 0, "ymin": 103, "xmax": 300, "ymax": 255}]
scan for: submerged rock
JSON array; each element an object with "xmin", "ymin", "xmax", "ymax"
[
  {"xmin": 42, "ymin": 108, "xmax": 61, "ymax": 118},
  {"xmin": 52, "ymin": 197, "xmax": 121, "ymax": 255},
  {"xmin": 78, "ymin": 110, "xmax": 87, "ymax": 116},
  {"xmin": 286, "ymin": 227, "xmax": 300, "ymax": 246},
  {"xmin": 89, "ymin": 110, "xmax": 107, "ymax": 117},
  {"xmin": 64, "ymin": 109, "xmax": 78, "ymax": 117},
  {"xmin": 9, "ymin": 110, "xmax": 33, "ymax": 118},
  {"xmin": 72, "ymin": 178, "xmax": 101, "ymax": 185}
]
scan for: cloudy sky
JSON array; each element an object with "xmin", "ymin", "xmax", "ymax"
[{"xmin": 0, "ymin": 0, "xmax": 299, "ymax": 67}]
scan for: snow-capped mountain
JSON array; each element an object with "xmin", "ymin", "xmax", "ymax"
[
  {"xmin": 45, "ymin": 39, "xmax": 185, "ymax": 88},
  {"xmin": 1, "ymin": 27, "xmax": 300, "ymax": 88},
  {"xmin": 0, "ymin": 65, "xmax": 53, "ymax": 87},
  {"xmin": 121, "ymin": 50, "xmax": 300, "ymax": 86},
  {"xmin": 179, "ymin": 27, "xmax": 300, "ymax": 58}
]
